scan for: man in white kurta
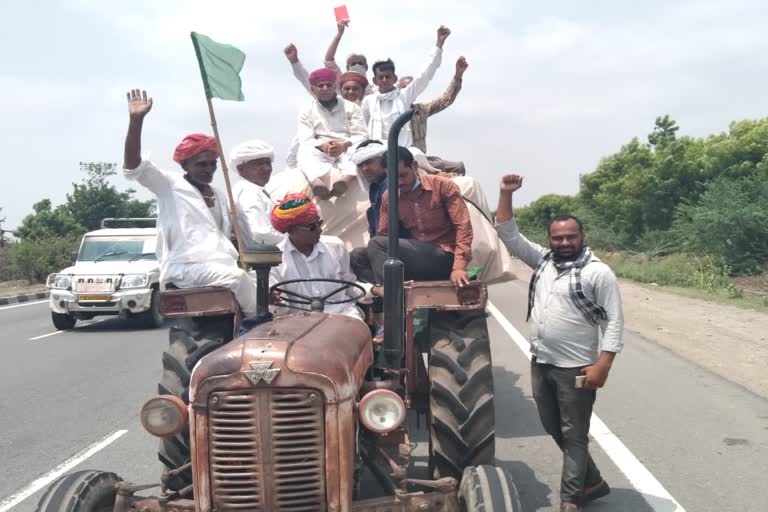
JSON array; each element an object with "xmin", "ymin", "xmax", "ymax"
[
  {"xmin": 297, "ymin": 67, "xmax": 368, "ymax": 198},
  {"xmin": 362, "ymin": 26, "xmax": 450, "ymax": 147},
  {"xmin": 230, "ymin": 139, "xmax": 284, "ymax": 248},
  {"xmin": 122, "ymin": 89, "xmax": 258, "ymax": 317},
  {"xmin": 268, "ymin": 193, "xmax": 370, "ymax": 321}
]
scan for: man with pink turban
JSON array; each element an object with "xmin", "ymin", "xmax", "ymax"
[
  {"xmin": 269, "ymin": 193, "xmax": 371, "ymax": 321},
  {"xmin": 122, "ymin": 88, "xmax": 258, "ymax": 317},
  {"xmin": 296, "ymin": 67, "xmax": 368, "ymax": 200}
]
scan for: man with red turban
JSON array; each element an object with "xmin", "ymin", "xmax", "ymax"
[
  {"xmin": 296, "ymin": 67, "xmax": 368, "ymax": 200},
  {"xmin": 338, "ymin": 71, "xmax": 368, "ymax": 105},
  {"xmin": 269, "ymin": 193, "xmax": 371, "ymax": 321},
  {"xmin": 122, "ymin": 88, "xmax": 258, "ymax": 316}
]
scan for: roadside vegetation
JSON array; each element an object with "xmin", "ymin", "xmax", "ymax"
[
  {"xmin": 0, "ymin": 162, "xmax": 154, "ymax": 284},
  {"xmin": 514, "ymin": 115, "xmax": 768, "ymax": 309}
]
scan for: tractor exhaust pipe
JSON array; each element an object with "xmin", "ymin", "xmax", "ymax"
[{"xmin": 382, "ymin": 108, "xmax": 415, "ymax": 368}]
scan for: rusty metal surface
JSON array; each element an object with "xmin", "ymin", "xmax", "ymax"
[
  {"xmin": 349, "ymin": 489, "xmax": 460, "ymax": 512},
  {"xmin": 190, "ymin": 312, "xmax": 373, "ymax": 406},
  {"xmin": 123, "ymin": 497, "xmax": 196, "ymax": 512},
  {"xmin": 207, "ymin": 388, "xmax": 326, "ymax": 511},
  {"xmin": 189, "ymin": 312, "xmax": 373, "ymax": 511},
  {"xmin": 404, "ymin": 281, "xmax": 487, "ymax": 311},
  {"xmin": 159, "ymin": 287, "xmax": 240, "ymax": 318}
]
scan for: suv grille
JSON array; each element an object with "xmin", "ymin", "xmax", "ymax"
[{"xmin": 208, "ymin": 388, "xmax": 326, "ymax": 511}]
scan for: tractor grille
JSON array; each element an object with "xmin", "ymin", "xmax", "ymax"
[{"xmin": 208, "ymin": 388, "xmax": 326, "ymax": 511}]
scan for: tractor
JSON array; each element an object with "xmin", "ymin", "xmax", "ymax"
[{"xmin": 36, "ymin": 112, "xmax": 522, "ymax": 511}]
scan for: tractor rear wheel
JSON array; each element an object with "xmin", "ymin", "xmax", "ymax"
[
  {"xmin": 459, "ymin": 465, "xmax": 522, "ymax": 511},
  {"xmin": 35, "ymin": 470, "xmax": 121, "ymax": 512},
  {"xmin": 157, "ymin": 315, "xmax": 234, "ymax": 491},
  {"xmin": 428, "ymin": 310, "xmax": 495, "ymax": 480}
]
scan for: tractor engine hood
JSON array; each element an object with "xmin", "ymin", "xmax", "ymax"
[{"xmin": 189, "ymin": 312, "xmax": 373, "ymax": 406}]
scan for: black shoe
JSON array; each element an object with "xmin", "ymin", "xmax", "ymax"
[{"xmin": 581, "ymin": 480, "xmax": 610, "ymax": 505}]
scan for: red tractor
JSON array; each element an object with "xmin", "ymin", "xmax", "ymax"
[{"xmin": 36, "ymin": 112, "xmax": 521, "ymax": 512}]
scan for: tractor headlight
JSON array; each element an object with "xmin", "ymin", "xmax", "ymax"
[
  {"xmin": 358, "ymin": 390, "xmax": 406, "ymax": 433},
  {"xmin": 121, "ymin": 273, "xmax": 149, "ymax": 289},
  {"xmin": 47, "ymin": 274, "xmax": 71, "ymax": 290},
  {"xmin": 140, "ymin": 396, "xmax": 188, "ymax": 438}
]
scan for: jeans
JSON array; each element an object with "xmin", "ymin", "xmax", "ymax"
[
  {"xmin": 531, "ymin": 359, "xmax": 603, "ymax": 503},
  {"xmin": 356, "ymin": 236, "xmax": 455, "ymax": 284}
]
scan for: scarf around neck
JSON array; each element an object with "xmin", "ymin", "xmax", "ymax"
[
  {"xmin": 526, "ymin": 247, "xmax": 608, "ymax": 326},
  {"xmin": 369, "ymin": 88, "xmax": 403, "ymax": 140}
]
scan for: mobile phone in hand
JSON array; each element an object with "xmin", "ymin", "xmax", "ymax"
[{"xmin": 575, "ymin": 375, "xmax": 586, "ymax": 388}]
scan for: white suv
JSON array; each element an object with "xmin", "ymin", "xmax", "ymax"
[{"xmin": 46, "ymin": 222, "xmax": 161, "ymax": 330}]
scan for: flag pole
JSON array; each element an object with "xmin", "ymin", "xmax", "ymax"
[
  {"xmin": 206, "ymin": 99, "xmax": 247, "ymax": 271},
  {"xmin": 190, "ymin": 31, "xmax": 247, "ymax": 271}
]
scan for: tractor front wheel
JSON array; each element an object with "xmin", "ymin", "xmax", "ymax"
[
  {"xmin": 459, "ymin": 465, "xmax": 522, "ymax": 511},
  {"xmin": 35, "ymin": 470, "xmax": 121, "ymax": 512}
]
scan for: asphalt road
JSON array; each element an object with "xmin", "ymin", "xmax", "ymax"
[{"xmin": 1, "ymin": 283, "xmax": 766, "ymax": 512}]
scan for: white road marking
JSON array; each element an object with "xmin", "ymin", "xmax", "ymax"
[
  {"xmin": 0, "ymin": 429, "xmax": 128, "ymax": 512},
  {"xmin": 487, "ymin": 300, "xmax": 687, "ymax": 512},
  {"xmin": 29, "ymin": 331, "xmax": 63, "ymax": 341},
  {"xmin": 29, "ymin": 318, "xmax": 108, "ymax": 341},
  {"xmin": 0, "ymin": 299, "xmax": 48, "ymax": 311}
]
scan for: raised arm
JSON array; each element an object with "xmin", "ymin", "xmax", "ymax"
[
  {"xmin": 422, "ymin": 56, "xmax": 467, "ymax": 117},
  {"xmin": 284, "ymin": 44, "xmax": 312, "ymax": 94},
  {"xmin": 324, "ymin": 20, "xmax": 348, "ymax": 74},
  {"xmin": 401, "ymin": 26, "xmax": 450, "ymax": 105},
  {"xmin": 124, "ymin": 89, "xmax": 152, "ymax": 170},
  {"xmin": 123, "ymin": 89, "xmax": 170, "ymax": 194},
  {"xmin": 495, "ymin": 174, "xmax": 548, "ymax": 269}
]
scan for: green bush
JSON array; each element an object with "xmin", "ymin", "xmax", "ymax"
[
  {"xmin": 672, "ymin": 172, "xmax": 768, "ymax": 274},
  {"xmin": 599, "ymin": 252, "xmax": 731, "ymax": 291},
  {"xmin": 5, "ymin": 237, "xmax": 81, "ymax": 283}
]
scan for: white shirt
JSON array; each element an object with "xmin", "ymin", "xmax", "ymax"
[
  {"xmin": 123, "ymin": 160, "xmax": 237, "ymax": 284},
  {"xmin": 297, "ymin": 98, "xmax": 368, "ymax": 148},
  {"xmin": 232, "ymin": 178, "xmax": 284, "ymax": 248},
  {"xmin": 496, "ymin": 219, "xmax": 624, "ymax": 367},
  {"xmin": 362, "ymin": 46, "xmax": 443, "ymax": 146},
  {"xmin": 270, "ymin": 235, "xmax": 371, "ymax": 321}
]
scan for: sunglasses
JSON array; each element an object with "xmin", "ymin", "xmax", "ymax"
[{"xmin": 296, "ymin": 218, "xmax": 324, "ymax": 232}]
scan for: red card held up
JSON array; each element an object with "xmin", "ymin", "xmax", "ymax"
[{"xmin": 334, "ymin": 5, "xmax": 350, "ymax": 22}]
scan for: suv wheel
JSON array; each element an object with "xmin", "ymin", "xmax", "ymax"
[{"xmin": 51, "ymin": 312, "xmax": 77, "ymax": 330}]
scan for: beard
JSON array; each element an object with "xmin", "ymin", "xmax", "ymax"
[{"xmin": 552, "ymin": 244, "xmax": 584, "ymax": 262}]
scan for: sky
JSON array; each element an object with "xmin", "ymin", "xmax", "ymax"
[{"xmin": 2, "ymin": 0, "xmax": 768, "ymax": 230}]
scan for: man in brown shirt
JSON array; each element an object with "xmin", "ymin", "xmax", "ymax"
[
  {"xmin": 355, "ymin": 146, "xmax": 473, "ymax": 290},
  {"xmin": 405, "ymin": 56, "xmax": 468, "ymax": 154}
]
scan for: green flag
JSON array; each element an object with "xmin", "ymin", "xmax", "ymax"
[{"xmin": 191, "ymin": 32, "xmax": 245, "ymax": 101}]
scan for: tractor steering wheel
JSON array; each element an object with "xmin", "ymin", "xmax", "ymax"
[{"xmin": 270, "ymin": 278, "xmax": 366, "ymax": 312}]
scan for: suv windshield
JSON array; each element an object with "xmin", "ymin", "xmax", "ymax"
[{"xmin": 78, "ymin": 236, "xmax": 157, "ymax": 262}]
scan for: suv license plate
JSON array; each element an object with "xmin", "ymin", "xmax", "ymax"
[{"xmin": 79, "ymin": 294, "xmax": 111, "ymax": 301}]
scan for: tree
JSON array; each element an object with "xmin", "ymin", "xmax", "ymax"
[
  {"xmin": 516, "ymin": 194, "xmax": 578, "ymax": 234},
  {"xmin": 648, "ymin": 114, "xmax": 679, "ymax": 147},
  {"xmin": 15, "ymin": 199, "xmax": 85, "ymax": 241},
  {"xmin": 64, "ymin": 162, "xmax": 155, "ymax": 231}
]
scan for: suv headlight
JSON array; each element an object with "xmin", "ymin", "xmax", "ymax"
[
  {"xmin": 47, "ymin": 274, "xmax": 71, "ymax": 290},
  {"xmin": 121, "ymin": 274, "xmax": 149, "ymax": 289}
]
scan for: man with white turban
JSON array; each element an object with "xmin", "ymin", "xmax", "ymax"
[
  {"xmin": 230, "ymin": 140, "xmax": 284, "ymax": 249},
  {"xmin": 348, "ymin": 140, "xmax": 388, "ymax": 284}
]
